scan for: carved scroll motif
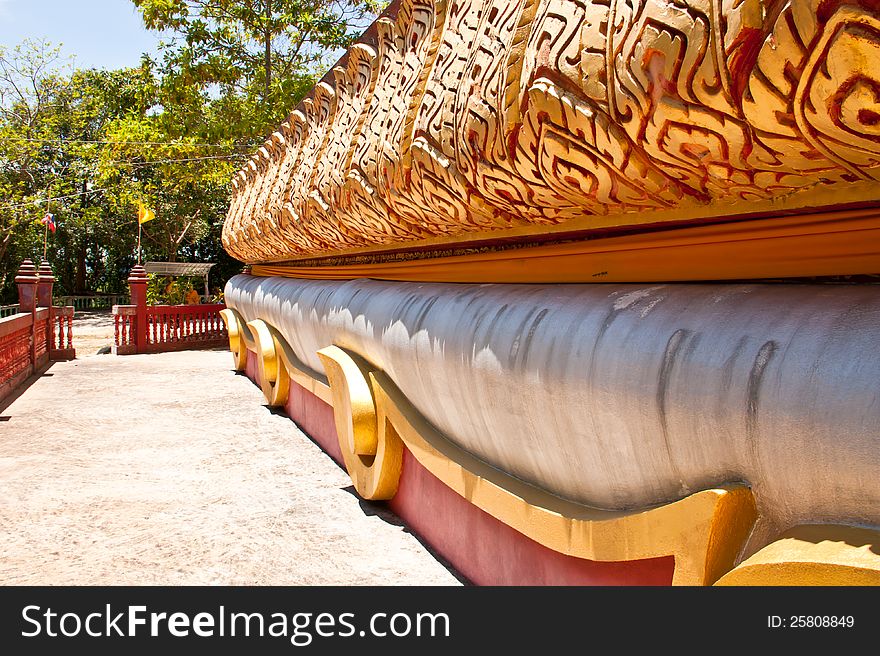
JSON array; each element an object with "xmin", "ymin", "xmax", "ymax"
[{"xmin": 222, "ymin": 0, "xmax": 880, "ymax": 263}]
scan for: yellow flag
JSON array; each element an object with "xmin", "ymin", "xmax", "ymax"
[{"xmin": 137, "ymin": 202, "xmax": 155, "ymax": 224}]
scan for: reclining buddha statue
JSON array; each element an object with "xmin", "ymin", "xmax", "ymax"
[{"xmin": 219, "ymin": 0, "xmax": 880, "ymax": 585}]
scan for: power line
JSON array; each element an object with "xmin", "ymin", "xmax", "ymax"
[
  {"xmin": 0, "ymin": 152, "xmax": 246, "ymax": 212},
  {"xmin": 113, "ymin": 153, "xmax": 247, "ymax": 166},
  {"xmin": 0, "ymin": 136, "xmax": 257, "ymax": 149},
  {"xmin": 6, "ymin": 152, "xmax": 247, "ymax": 176},
  {"xmin": 0, "ymin": 187, "xmax": 110, "ymax": 212}
]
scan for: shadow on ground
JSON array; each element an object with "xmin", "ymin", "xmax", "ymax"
[{"xmin": 341, "ymin": 484, "xmax": 471, "ymax": 585}]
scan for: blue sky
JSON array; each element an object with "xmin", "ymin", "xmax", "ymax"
[{"xmin": 0, "ymin": 0, "xmax": 163, "ymax": 70}]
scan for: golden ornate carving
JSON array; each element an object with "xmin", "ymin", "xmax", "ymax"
[
  {"xmin": 715, "ymin": 525, "xmax": 880, "ymax": 586},
  {"xmin": 247, "ymin": 319, "xmax": 291, "ymax": 407},
  {"xmin": 317, "ymin": 345, "xmax": 404, "ymax": 501},
  {"xmin": 218, "ymin": 308, "xmax": 250, "ymax": 371},
  {"xmin": 223, "ymin": 0, "xmax": 880, "ymax": 263}
]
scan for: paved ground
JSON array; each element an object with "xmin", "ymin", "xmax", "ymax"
[
  {"xmin": 70, "ymin": 310, "xmax": 115, "ymax": 357},
  {"xmin": 0, "ymin": 349, "xmax": 462, "ymax": 585}
]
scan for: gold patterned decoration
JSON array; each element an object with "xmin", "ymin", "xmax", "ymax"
[
  {"xmin": 715, "ymin": 525, "xmax": 880, "ymax": 586},
  {"xmin": 218, "ymin": 308, "xmax": 250, "ymax": 371},
  {"xmin": 246, "ymin": 319, "xmax": 292, "ymax": 407},
  {"xmin": 317, "ymin": 345, "xmax": 405, "ymax": 501},
  {"xmin": 223, "ymin": 0, "xmax": 880, "ymax": 263}
]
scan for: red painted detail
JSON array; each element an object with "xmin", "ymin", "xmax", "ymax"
[
  {"xmin": 143, "ymin": 304, "xmax": 227, "ymax": 353},
  {"xmin": 284, "ymin": 381, "xmax": 344, "ymax": 467},
  {"xmin": 726, "ymin": 26, "xmax": 765, "ymax": 102},
  {"xmin": 112, "ymin": 306, "xmax": 137, "ymax": 355},
  {"xmin": 34, "ymin": 312, "xmax": 49, "ymax": 359},
  {"xmin": 128, "ymin": 267, "xmax": 148, "ymax": 353},
  {"xmin": 54, "ymin": 306, "xmax": 75, "ymax": 351},
  {"xmin": 36, "ymin": 263, "xmax": 54, "ymax": 309},
  {"xmin": 113, "ymin": 302, "xmax": 227, "ymax": 354},
  {"xmin": 15, "ymin": 260, "xmax": 39, "ymax": 314},
  {"xmin": 389, "ymin": 449, "xmax": 675, "ymax": 586},
  {"xmin": 244, "ymin": 348, "xmax": 259, "ymax": 385},
  {"xmin": 1, "ymin": 265, "xmax": 75, "ymax": 401},
  {"xmin": 0, "ymin": 318, "xmax": 33, "ymax": 392},
  {"xmin": 113, "ymin": 265, "xmax": 225, "ymax": 355}
]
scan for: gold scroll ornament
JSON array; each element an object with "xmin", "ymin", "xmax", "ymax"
[{"xmin": 222, "ymin": 0, "xmax": 880, "ymax": 265}]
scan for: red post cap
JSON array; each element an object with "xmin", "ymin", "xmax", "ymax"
[
  {"xmin": 15, "ymin": 259, "xmax": 39, "ymax": 284},
  {"xmin": 128, "ymin": 264, "xmax": 149, "ymax": 285},
  {"xmin": 37, "ymin": 260, "xmax": 55, "ymax": 282}
]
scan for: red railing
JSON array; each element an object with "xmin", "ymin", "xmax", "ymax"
[
  {"xmin": 2, "ymin": 260, "xmax": 76, "ymax": 402},
  {"xmin": 52, "ymin": 306, "xmax": 75, "ymax": 359},
  {"xmin": 112, "ymin": 306, "xmax": 138, "ymax": 355},
  {"xmin": 145, "ymin": 304, "xmax": 227, "ymax": 352},
  {"xmin": 0, "ymin": 313, "xmax": 33, "ymax": 397},
  {"xmin": 112, "ymin": 303, "xmax": 227, "ymax": 354},
  {"xmin": 34, "ymin": 308, "xmax": 49, "ymax": 360},
  {"xmin": 0, "ymin": 305, "xmax": 76, "ymax": 402}
]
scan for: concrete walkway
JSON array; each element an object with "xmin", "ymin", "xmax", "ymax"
[
  {"xmin": 70, "ymin": 310, "xmax": 115, "ymax": 357},
  {"xmin": 0, "ymin": 349, "xmax": 462, "ymax": 585}
]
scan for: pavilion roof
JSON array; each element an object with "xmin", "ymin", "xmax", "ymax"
[{"xmin": 144, "ymin": 262, "xmax": 215, "ymax": 277}]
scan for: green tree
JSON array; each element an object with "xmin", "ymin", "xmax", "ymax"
[
  {"xmin": 131, "ymin": 0, "xmax": 384, "ymax": 137},
  {"xmin": 38, "ymin": 66, "xmax": 159, "ymax": 294},
  {"xmin": 0, "ymin": 39, "xmax": 68, "ymax": 272},
  {"xmin": 1, "ymin": 4, "xmax": 387, "ymax": 302},
  {"xmin": 0, "ymin": 40, "xmax": 243, "ymax": 301},
  {"xmin": 1, "ymin": 40, "xmax": 161, "ymax": 299},
  {"xmin": 92, "ymin": 61, "xmax": 248, "ymax": 284},
  {"xmin": 95, "ymin": 111, "xmax": 241, "ymax": 263},
  {"xmin": 116, "ymin": 0, "xmax": 386, "ymax": 289}
]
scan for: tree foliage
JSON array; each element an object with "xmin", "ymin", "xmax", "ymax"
[
  {"xmin": 132, "ymin": 0, "xmax": 383, "ymax": 136},
  {"xmin": 0, "ymin": 41, "xmax": 151, "ymax": 298},
  {"xmin": 1, "ymin": 1, "xmax": 384, "ymax": 302},
  {"xmin": 0, "ymin": 41, "xmax": 243, "ymax": 301}
]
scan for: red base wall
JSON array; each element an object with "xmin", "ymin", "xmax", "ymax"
[
  {"xmin": 243, "ymin": 348, "xmax": 675, "ymax": 585},
  {"xmin": 285, "ymin": 381, "xmax": 344, "ymax": 466},
  {"xmin": 390, "ymin": 449, "xmax": 673, "ymax": 585},
  {"xmin": 244, "ymin": 348, "xmax": 258, "ymax": 385}
]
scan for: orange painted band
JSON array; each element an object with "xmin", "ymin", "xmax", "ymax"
[{"xmin": 251, "ymin": 209, "xmax": 880, "ymax": 283}]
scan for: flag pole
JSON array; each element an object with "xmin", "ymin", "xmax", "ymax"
[
  {"xmin": 43, "ymin": 187, "xmax": 50, "ymax": 262},
  {"xmin": 138, "ymin": 221, "xmax": 142, "ymax": 265}
]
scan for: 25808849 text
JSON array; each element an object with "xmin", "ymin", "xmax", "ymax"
[{"xmin": 768, "ymin": 616, "xmax": 855, "ymax": 629}]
